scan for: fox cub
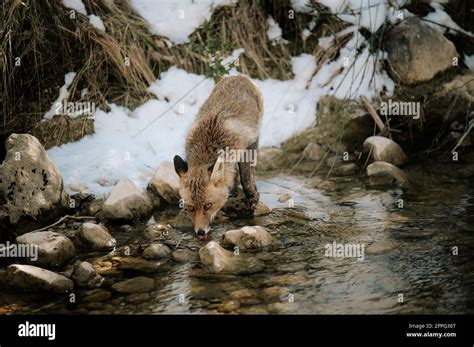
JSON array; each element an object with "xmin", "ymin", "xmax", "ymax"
[{"xmin": 173, "ymin": 76, "xmax": 264, "ymax": 240}]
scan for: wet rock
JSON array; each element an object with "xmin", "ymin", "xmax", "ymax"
[
  {"xmin": 72, "ymin": 261, "xmax": 103, "ymax": 288},
  {"xmin": 84, "ymin": 198, "xmax": 104, "ymax": 216},
  {"xmin": 385, "ymin": 17, "xmax": 458, "ymax": 84},
  {"xmin": 112, "ymin": 256, "xmax": 164, "ymax": 273},
  {"xmin": 103, "ymin": 179, "xmax": 152, "ymax": 220},
  {"xmin": 82, "ymin": 289, "xmax": 112, "ymax": 303},
  {"xmin": 278, "ymin": 194, "xmax": 291, "ymax": 203},
  {"xmin": 334, "ymin": 163, "xmax": 358, "ymax": 176},
  {"xmin": 6, "ymin": 264, "xmax": 73, "ymax": 293},
  {"xmin": 363, "ymin": 136, "xmax": 407, "ymax": 166},
  {"xmin": 221, "ymin": 226, "xmax": 273, "ymax": 250},
  {"xmin": 199, "ymin": 241, "xmax": 265, "ymax": 274},
  {"xmin": 218, "ymin": 300, "xmax": 240, "ymax": 313},
  {"xmin": 125, "ymin": 293, "xmax": 151, "ymax": 304},
  {"xmin": 143, "ymin": 223, "xmax": 171, "ymax": 239},
  {"xmin": 366, "ymin": 240, "xmax": 396, "ymax": 255},
  {"xmin": 171, "ymin": 249, "xmax": 193, "ymax": 263},
  {"xmin": 366, "ymin": 161, "xmax": 409, "ymax": 187},
  {"xmin": 75, "ymin": 223, "xmax": 116, "ymax": 252},
  {"xmin": 111, "ymin": 276, "xmax": 155, "ymax": 294},
  {"xmin": 262, "ymin": 286, "xmax": 285, "ymax": 300},
  {"xmin": 303, "ymin": 142, "xmax": 326, "ymax": 161},
  {"xmin": 254, "ymin": 202, "xmax": 272, "ymax": 216},
  {"xmin": 142, "ymin": 243, "xmax": 171, "ymax": 259},
  {"xmin": 147, "ymin": 161, "xmax": 180, "ymax": 205},
  {"xmin": 0, "ymin": 134, "xmax": 69, "ymax": 227},
  {"xmin": 16, "ymin": 231, "xmax": 75, "ymax": 267}
]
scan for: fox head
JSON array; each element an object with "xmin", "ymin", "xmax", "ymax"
[{"xmin": 173, "ymin": 155, "xmax": 229, "ymax": 240}]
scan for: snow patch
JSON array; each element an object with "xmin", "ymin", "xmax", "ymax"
[
  {"xmin": 130, "ymin": 0, "xmax": 237, "ymax": 44},
  {"xmin": 44, "ymin": 72, "xmax": 76, "ymax": 120}
]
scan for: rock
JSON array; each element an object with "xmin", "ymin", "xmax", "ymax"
[
  {"xmin": 199, "ymin": 241, "xmax": 265, "ymax": 274},
  {"xmin": 82, "ymin": 289, "xmax": 112, "ymax": 302},
  {"xmin": 75, "ymin": 223, "xmax": 116, "ymax": 252},
  {"xmin": 72, "ymin": 261, "xmax": 103, "ymax": 288},
  {"xmin": 385, "ymin": 17, "xmax": 458, "ymax": 84},
  {"xmin": 171, "ymin": 249, "xmax": 193, "ymax": 263},
  {"xmin": 334, "ymin": 163, "xmax": 358, "ymax": 176},
  {"xmin": 363, "ymin": 136, "xmax": 408, "ymax": 166},
  {"xmin": 366, "ymin": 240, "xmax": 396, "ymax": 255},
  {"xmin": 218, "ymin": 300, "xmax": 240, "ymax": 313},
  {"xmin": 143, "ymin": 223, "xmax": 170, "ymax": 239},
  {"xmin": 147, "ymin": 161, "xmax": 180, "ymax": 205},
  {"xmin": 221, "ymin": 226, "xmax": 273, "ymax": 250},
  {"xmin": 257, "ymin": 147, "xmax": 283, "ymax": 171},
  {"xmin": 366, "ymin": 161, "xmax": 409, "ymax": 187},
  {"xmin": 0, "ymin": 134, "xmax": 69, "ymax": 226},
  {"xmin": 16, "ymin": 231, "xmax": 75, "ymax": 267},
  {"xmin": 142, "ymin": 243, "xmax": 171, "ymax": 259},
  {"xmin": 303, "ymin": 142, "xmax": 325, "ymax": 161},
  {"xmin": 278, "ymin": 194, "xmax": 291, "ymax": 203},
  {"xmin": 254, "ymin": 202, "xmax": 272, "ymax": 216},
  {"xmin": 103, "ymin": 179, "xmax": 152, "ymax": 220},
  {"xmin": 111, "ymin": 276, "xmax": 155, "ymax": 294},
  {"xmin": 6, "ymin": 264, "xmax": 73, "ymax": 293},
  {"xmin": 84, "ymin": 198, "xmax": 104, "ymax": 216},
  {"xmin": 125, "ymin": 293, "xmax": 151, "ymax": 304},
  {"xmin": 112, "ymin": 256, "xmax": 164, "ymax": 273}
]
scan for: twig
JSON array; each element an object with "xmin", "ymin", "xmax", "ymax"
[
  {"xmin": 452, "ymin": 120, "xmax": 474, "ymax": 154},
  {"xmin": 362, "ymin": 96, "xmax": 386, "ymax": 134},
  {"xmin": 31, "ymin": 215, "xmax": 96, "ymax": 232}
]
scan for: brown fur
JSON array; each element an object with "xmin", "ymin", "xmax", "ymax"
[{"xmin": 174, "ymin": 75, "xmax": 263, "ymax": 236}]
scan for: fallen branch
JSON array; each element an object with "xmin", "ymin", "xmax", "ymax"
[
  {"xmin": 31, "ymin": 215, "xmax": 96, "ymax": 233},
  {"xmin": 362, "ymin": 96, "xmax": 387, "ymax": 135}
]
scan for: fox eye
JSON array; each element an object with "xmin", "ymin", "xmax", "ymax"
[
  {"xmin": 204, "ymin": 203, "xmax": 212, "ymax": 210},
  {"xmin": 187, "ymin": 206, "xmax": 195, "ymax": 213}
]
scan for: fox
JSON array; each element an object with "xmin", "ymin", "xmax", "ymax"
[{"xmin": 173, "ymin": 75, "xmax": 264, "ymax": 240}]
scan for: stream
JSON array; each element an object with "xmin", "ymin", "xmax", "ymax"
[{"xmin": 1, "ymin": 169, "xmax": 473, "ymax": 315}]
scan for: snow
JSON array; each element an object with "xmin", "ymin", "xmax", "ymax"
[
  {"xmin": 62, "ymin": 0, "xmax": 86, "ymax": 15},
  {"xmin": 44, "ymin": 72, "xmax": 76, "ymax": 120},
  {"xmin": 465, "ymin": 55, "xmax": 474, "ymax": 71},
  {"xmin": 267, "ymin": 16, "xmax": 282, "ymax": 41},
  {"xmin": 62, "ymin": 0, "xmax": 106, "ymax": 33},
  {"xmin": 88, "ymin": 14, "xmax": 106, "ymax": 32},
  {"xmin": 130, "ymin": 0, "xmax": 237, "ymax": 44},
  {"xmin": 424, "ymin": 3, "xmax": 474, "ymax": 37}
]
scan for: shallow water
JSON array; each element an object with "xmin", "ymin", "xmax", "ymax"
[{"xmin": 1, "ymin": 171, "xmax": 473, "ymax": 315}]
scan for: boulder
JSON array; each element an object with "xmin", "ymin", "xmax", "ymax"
[
  {"xmin": 363, "ymin": 136, "xmax": 407, "ymax": 166},
  {"xmin": 111, "ymin": 276, "xmax": 155, "ymax": 294},
  {"xmin": 6, "ymin": 264, "xmax": 73, "ymax": 293},
  {"xmin": 334, "ymin": 163, "xmax": 358, "ymax": 176},
  {"xmin": 147, "ymin": 161, "xmax": 180, "ymax": 205},
  {"xmin": 16, "ymin": 231, "xmax": 75, "ymax": 267},
  {"xmin": 75, "ymin": 223, "xmax": 116, "ymax": 252},
  {"xmin": 72, "ymin": 261, "xmax": 103, "ymax": 288},
  {"xmin": 303, "ymin": 142, "xmax": 326, "ymax": 161},
  {"xmin": 199, "ymin": 241, "xmax": 265, "ymax": 274},
  {"xmin": 385, "ymin": 17, "xmax": 458, "ymax": 84},
  {"xmin": 366, "ymin": 161, "xmax": 409, "ymax": 187},
  {"xmin": 103, "ymin": 179, "xmax": 152, "ymax": 220},
  {"xmin": 142, "ymin": 243, "xmax": 171, "ymax": 259},
  {"xmin": 221, "ymin": 226, "xmax": 273, "ymax": 250},
  {"xmin": 0, "ymin": 134, "xmax": 69, "ymax": 226}
]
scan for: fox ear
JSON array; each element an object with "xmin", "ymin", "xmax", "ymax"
[
  {"xmin": 173, "ymin": 155, "xmax": 188, "ymax": 178},
  {"xmin": 210, "ymin": 157, "xmax": 225, "ymax": 186}
]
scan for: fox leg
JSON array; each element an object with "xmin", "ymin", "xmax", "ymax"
[
  {"xmin": 229, "ymin": 163, "xmax": 240, "ymax": 197},
  {"xmin": 238, "ymin": 141, "xmax": 259, "ymax": 212}
]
